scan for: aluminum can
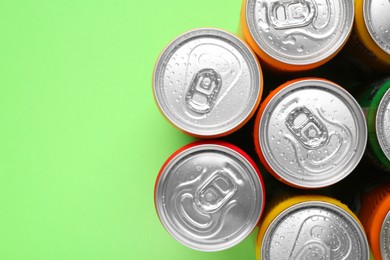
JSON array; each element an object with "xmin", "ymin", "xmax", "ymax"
[
  {"xmin": 154, "ymin": 141, "xmax": 266, "ymax": 251},
  {"xmin": 153, "ymin": 28, "xmax": 263, "ymax": 138},
  {"xmin": 257, "ymin": 194, "xmax": 370, "ymax": 260},
  {"xmin": 349, "ymin": 0, "xmax": 390, "ymax": 73},
  {"xmin": 359, "ymin": 183, "xmax": 390, "ymax": 260},
  {"xmin": 359, "ymin": 78, "xmax": 390, "ymax": 171},
  {"xmin": 241, "ymin": 0, "xmax": 354, "ymax": 72},
  {"xmin": 254, "ymin": 78, "xmax": 367, "ymax": 188}
]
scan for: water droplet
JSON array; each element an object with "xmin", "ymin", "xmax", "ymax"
[{"xmin": 297, "ymin": 45, "xmax": 304, "ymax": 52}]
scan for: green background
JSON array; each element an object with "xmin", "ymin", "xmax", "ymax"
[{"xmin": 0, "ymin": 0, "xmax": 260, "ymax": 259}]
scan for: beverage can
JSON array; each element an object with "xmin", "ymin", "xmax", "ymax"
[
  {"xmin": 154, "ymin": 141, "xmax": 266, "ymax": 251},
  {"xmin": 359, "ymin": 183, "xmax": 390, "ymax": 260},
  {"xmin": 257, "ymin": 195, "xmax": 370, "ymax": 260},
  {"xmin": 153, "ymin": 28, "xmax": 262, "ymax": 138},
  {"xmin": 350, "ymin": 0, "xmax": 390, "ymax": 72},
  {"xmin": 254, "ymin": 78, "xmax": 367, "ymax": 188},
  {"xmin": 359, "ymin": 78, "xmax": 390, "ymax": 171},
  {"xmin": 241, "ymin": 0, "xmax": 354, "ymax": 72}
]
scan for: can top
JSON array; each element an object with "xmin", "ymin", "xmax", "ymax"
[
  {"xmin": 261, "ymin": 201, "xmax": 369, "ymax": 260},
  {"xmin": 153, "ymin": 28, "xmax": 261, "ymax": 137},
  {"xmin": 245, "ymin": 0, "xmax": 354, "ymax": 66},
  {"xmin": 376, "ymin": 87, "xmax": 390, "ymax": 162},
  {"xmin": 155, "ymin": 142, "xmax": 264, "ymax": 251},
  {"xmin": 258, "ymin": 78, "xmax": 367, "ymax": 188},
  {"xmin": 363, "ymin": 0, "xmax": 390, "ymax": 55},
  {"xmin": 380, "ymin": 210, "xmax": 390, "ymax": 259}
]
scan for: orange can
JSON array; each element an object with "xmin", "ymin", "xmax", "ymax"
[
  {"xmin": 359, "ymin": 183, "xmax": 390, "ymax": 260},
  {"xmin": 240, "ymin": 0, "xmax": 354, "ymax": 72},
  {"xmin": 256, "ymin": 194, "xmax": 369, "ymax": 260},
  {"xmin": 254, "ymin": 78, "xmax": 367, "ymax": 189},
  {"xmin": 349, "ymin": 0, "xmax": 390, "ymax": 73}
]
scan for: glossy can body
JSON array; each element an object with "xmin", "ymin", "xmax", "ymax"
[
  {"xmin": 254, "ymin": 78, "xmax": 367, "ymax": 188},
  {"xmin": 241, "ymin": 0, "xmax": 354, "ymax": 71},
  {"xmin": 359, "ymin": 78, "xmax": 390, "ymax": 171},
  {"xmin": 154, "ymin": 141, "xmax": 265, "ymax": 251},
  {"xmin": 359, "ymin": 183, "xmax": 390, "ymax": 260},
  {"xmin": 350, "ymin": 0, "xmax": 390, "ymax": 72},
  {"xmin": 257, "ymin": 195, "xmax": 369, "ymax": 260},
  {"xmin": 153, "ymin": 28, "xmax": 262, "ymax": 138}
]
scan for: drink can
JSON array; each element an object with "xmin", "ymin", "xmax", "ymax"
[
  {"xmin": 241, "ymin": 0, "xmax": 354, "ymax": 72},
  {"xmin": 349, "ymin": 0, "xmax": 390, "ymax": 72},
  {"xmin": 153, "ymin": 28, "xmax": 263, "ymax": 138},
  {"xmin": 254, "ymin": 78, "xmax": 367, "ymax": 188},
  {"xmin": 154, "ymin": 141, "xmax": 266, "ymax": 251},
  {"xmin": 257, "ymin": 194, "xmax": 370, "ymax": 260},
  {"xmin": 359, "ymin": 183, "xmax": 390, "ymax": 260},
  {"xmin": 359, "ymin": 78, "xmax": 390, "ymax": 171}
]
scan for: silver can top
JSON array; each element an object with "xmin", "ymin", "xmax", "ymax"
[
  {"xmin": 261, "ymin": 201, "xmax": 370, "ymax": 260},
  {"xmin": 153, "ymin": 28, "xmax": 262, "ymax": 137},
  {"xmin": 258, "ymin": 79, "xmax": 367, "ymax": 188},
  {"xmin": 381, "ymin": 210, "xmax": 390, "ymax": 259},
  {"xmin": 363, "ymin": 0, "xmax": 390, "ymax": 55},
  {"xmin": 155, "ymin": 143, "xmax": 265, "ymax": 251},
  {"xmin": 245, "ymin": 0, "xmax": 354, "ymax": 66},
  {"xmin": 376, "ymin": 88, "xmax": 390, "ymax": 162}
]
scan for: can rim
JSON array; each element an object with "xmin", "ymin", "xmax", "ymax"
[
  {"xmin": 245, "ymin": 0, "xmax": 354, "ymax": 66},
  {"xmin": 258, "ymin": 78, "xmax": 367, "ymax": 188},
  {"xmin": 261, "ymin": 201, "xmax": 370, "ymax": 259},
  {"xmin": 376, "ymin": 86, "xmax": 390, "ymax": 162},
  {"xmin": 154, "ymin": 141, "xmax": 265, "ymax": 251},
  {"xmin": 380, "ymin": 210, "xmax": 390, "ymax": 259},
  {"xmin": 363, "ymin": 0, "xmax": 390, "ymax": 55},
  {"xmin": 153, "ymin": 28, "xmax": 262, "ymax": 137}
]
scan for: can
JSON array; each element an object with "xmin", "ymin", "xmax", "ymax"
[
  {"xmin": 257, "ymin": 194, "xmax": 370, "ymax": 260},
  {"xmin": 153, "ymin": 28, "xmax": 263, "ymax": 138},
  {"xmin": 154, "ymin": 141, "xmax": 266, "ymax": 251},
  {"xmin": 350, "ymin": 0, "xmax": 390, "ymax": 72},
  {"xmin": 359, "ymin": 78, "xmax": 390, "ymax": 171},
  {"xmin": 254, "ymin": 78, "xmax": 367, "ymax": 188},
  {"xmin": 240, "ymin": 0, "xmax": 354, "ymax": 72},
  {"xmin": 359, "ymin": 183, "xmax": 390, "ymax": 260}
]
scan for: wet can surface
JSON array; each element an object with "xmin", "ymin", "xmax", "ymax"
[
  {"xmin": 359, "ymin": 78, "xmax": 390, "ymax": 171},
  {"xmin": 154, "ymin": 141, "xmax": 265, "ymax": 251},
  {"xmin": 257, "ymin": 195, "xmax": 370, "ymax": 260},
  {"xmin": 241, "ymin": 0, "xmax": 354, "ymax": 72},
  {"xmin": 359, "ymin": 183, "xmax": 390, "ymax": 260},
  {"xmin": 254, "ymin": 78, "xmax": 367, "ymax": 188},
  {"xmin": 153, "ymin": 28, "xmax": 262, "ymax": 138},
  {"xmin": 351, "ymin": 0, "xmax": 390, "ymax": 72}
]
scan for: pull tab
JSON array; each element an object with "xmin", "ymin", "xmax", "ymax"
[
  {"xmin": 269, "ymin": 0, "xmax": 316, "ymax": 29},
  {"xmin": 285, "ymin": 106, "xmax": 328, "ymax": 149},
  {"xmin": 185, "ymin": 68, "xmax": 222, "ymax": 114},
  {"xmin": 194, "ymin": 169, "xmax": 237, "ymax": 213}
]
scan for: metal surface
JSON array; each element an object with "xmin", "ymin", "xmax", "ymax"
[
  {"xmin": 155, "ymin": 143, "xmax": 264, "ymax": 251},
  {"xmin": 364, "ymin": 0, "xmax": 390, "ymax": 55},
  {"xmin": 153, "ymin": 28, "xmax": 261, "ymax": 137},
  {"xmin": 381, "ymin": 210, "xmax": 390, "ymax": 260},
  {"xmin": 245, "ymin": 0, "xmax": 354, "ymax": 65},
  {"xmin": 376, "ymin": 88, "xmax": 390, "ymax": 162},
  {"xmin": 262, "ymin": 201, "xmax": 369, "ymax": 260},
  {"xmin": 259, "ymin": 79, "xmax": 367, "ymax": 188}
]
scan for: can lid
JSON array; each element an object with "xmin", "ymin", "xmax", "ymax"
[
  {"xmin": 261, "ymin": 201, "xmax": 370, "ymax": 260},
  {"xmin": 155, "ymin": 143, "xmax": 265, "ymax": 251},
  {"xmin": 380, "ymin": 210, "xmax": 390, "ymax": 259},
  {"xmin": 363, "ymin": 0, "xmax": 390, "ymax": 55},
  {"xmin": 258, "ymin": 78, "xmax": 367, "ymax": 188},
  {"xmin": 153, "ymin": 28, "xmax": 261, "ymax": 137},
  {"xmin": 245, "ymin": 0, "xmax": 354, "ymax": 66},
  {"xmin": 376, "ymin": 87, "xmax": 390, "ymax": 162}
]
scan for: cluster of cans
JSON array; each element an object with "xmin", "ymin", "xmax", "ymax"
[{"xmin": 153, "ymin": 0, "xmax": 390, "ymax": 259}]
